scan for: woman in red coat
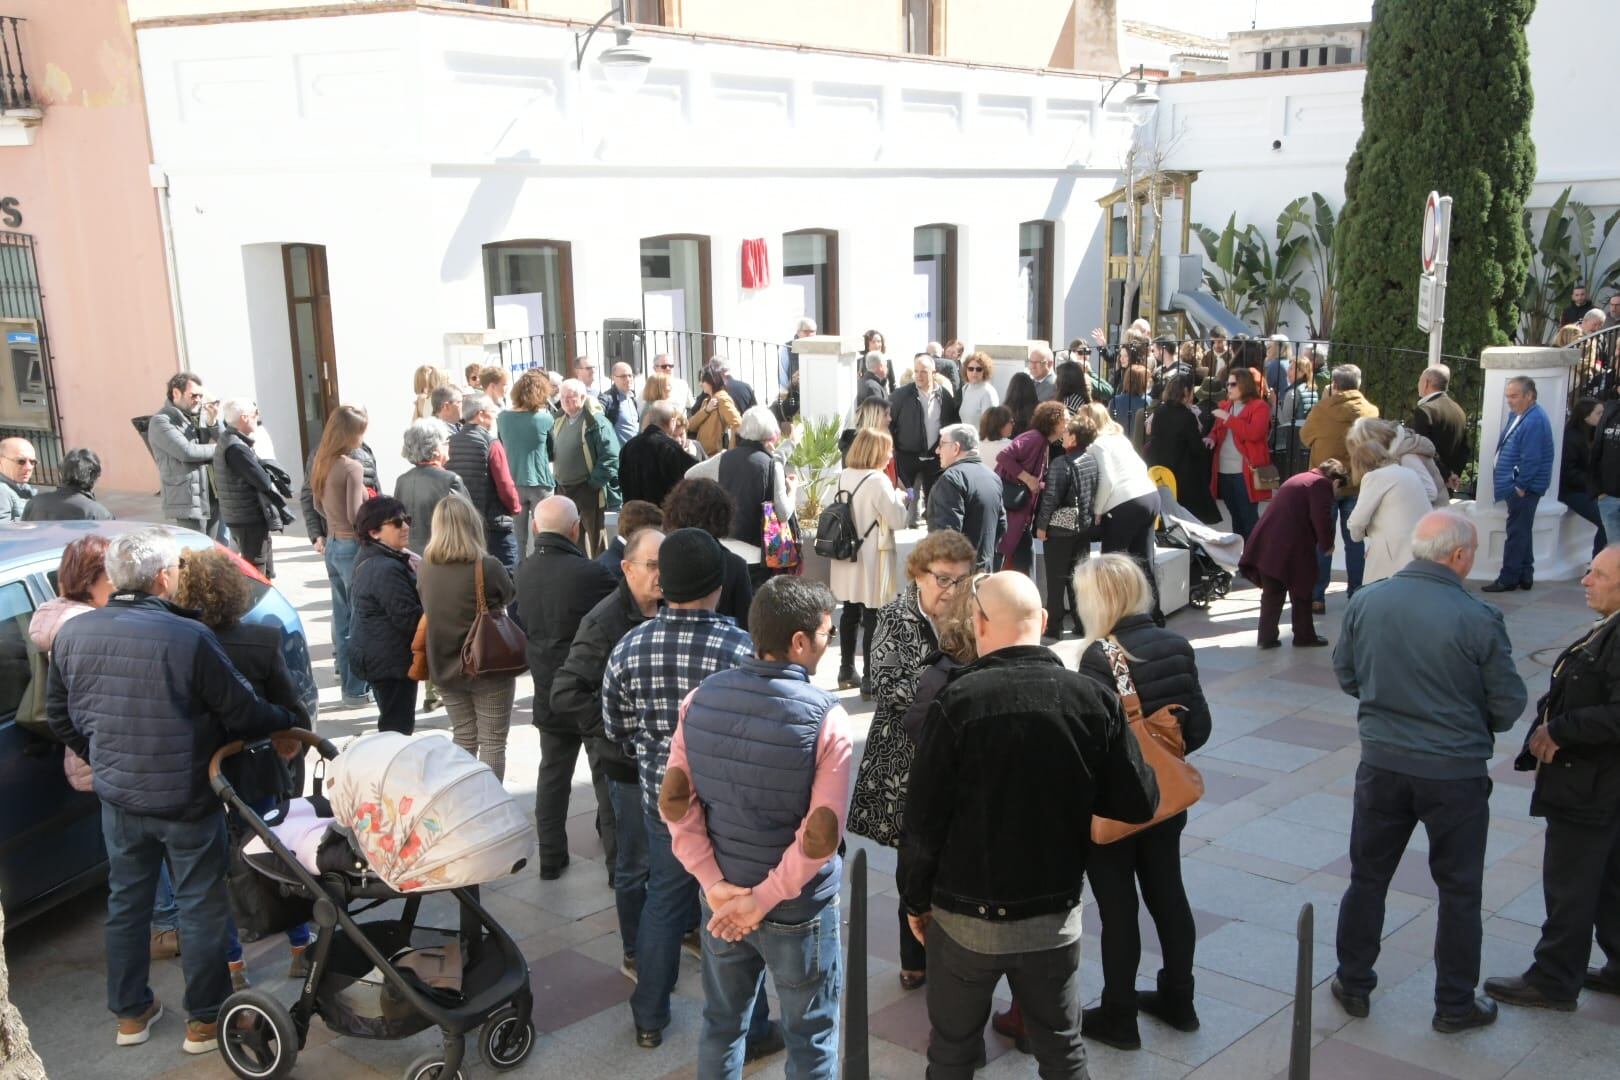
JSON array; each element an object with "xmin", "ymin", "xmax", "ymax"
[
  {"xmin": 1207, "ymin": 367, "xmax": 1274, "ymax": 539},
  {"xmin": 1238, "ymin": 461, "xmax": 1346, "ymax": 648}
]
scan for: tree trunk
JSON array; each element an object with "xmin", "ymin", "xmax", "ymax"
[{"xmin": 0, "ymin": 904, "xmax": 45, "ymax": 1079}]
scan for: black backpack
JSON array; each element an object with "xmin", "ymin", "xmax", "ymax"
[{"xmin": 814, "ymin": 473, "xmax": 878, "ymax": 561}]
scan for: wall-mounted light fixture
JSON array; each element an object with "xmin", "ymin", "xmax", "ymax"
[{"xmin": 574, "ymin": 1, "xmax": 652, "ymax": 90}]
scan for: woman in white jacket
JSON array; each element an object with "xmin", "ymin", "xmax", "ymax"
[
  {"xmin": 1346, "ymin": 421, "xmax": 1433, "ymax": 584},
  {"xmin": 829, "ymin": 428, "xmax": 911, "ymax": 694},
  {"xmin": 1081, "ymin": 403, "xmax": 1164, "ymax": 623},
  {"xmin": 956, "ymin": 351, "xmax": 1001, "ymax": 430},
  {"xmin": 1365, "ymin": 417, "xmax": 1451, "ymax": 508}
]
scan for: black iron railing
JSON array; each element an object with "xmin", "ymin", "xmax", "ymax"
[
  {"xmin": 0, "ymin": 16, "xmax": 34, "ymax": 111},
  {"xmin": 495, "ymin": 328, "xmax": 790, "ymax": 402},
  {"xmin": 0, "ymin": 423, "xmax": 60, "ymax": 487},
  {"xmin": 1569, "ymin": 323, "xmax": 1620, "ymax": 404}
]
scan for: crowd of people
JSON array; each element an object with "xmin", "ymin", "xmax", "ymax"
[{"xmin": 12, "ymin": 307, "xmax": 1620, "ymax": 1075}]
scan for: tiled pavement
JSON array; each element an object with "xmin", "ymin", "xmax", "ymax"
[{"xmin": 11, "ymin": 515, "xmax": 1620, "ymax": 1078}]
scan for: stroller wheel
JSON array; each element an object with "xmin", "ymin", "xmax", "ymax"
[
  {"xmin": 219, "ymin": 989, "xmax": 298, "ymax": 1080},
  {"xmin": 480, "ymin": 1007, "xmax": 537, "ymax": 1070},
  {"xmin": 404, "ymin": 1050, "xmax": 466, "ymax": 1080}
]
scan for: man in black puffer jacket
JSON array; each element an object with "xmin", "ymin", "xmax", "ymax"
[
  {"xmin": 552, "ymin": 527, "xmax": 664, "ymax": 965},
  {"xmin": 517, "ymin": 495, "xmax": 618, "ymax": 879},
  {"xmin": 1486, "ymin": 544, "xmax": 1620, "ymax": 1012},
  {"xmin": 45, "ymin": 527, "xmax": 299, "ymax": 1055}
]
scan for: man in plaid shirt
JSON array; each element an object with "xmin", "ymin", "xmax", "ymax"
[{"xmin": 602, "ymin": 528, "xmax": 778, "ymax": 1054}]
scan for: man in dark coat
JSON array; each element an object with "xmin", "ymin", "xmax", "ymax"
[
  {"xmin": 855, "ymin": 352, "xmax": 889, "ymax": 409},
  {"xmin": 1409, "ymin": 365, "xmax": 1470, "ymax": 486},
  {"xmin": 1486, "ymin": 544, "xmax": 1620, "ymax": 1011},
  {"xmin": 215, "ymin": 401, "xmax": 291, "ymax": 577},
  {"xmin": 517, "ymin": 495, "xmax": 618, "ymax": 879},
  {"xmin": 1239, "ymin": 461, "xmax": 1345, "ymax": 648},
  {"xmin": 551, "ymin": 528, "xmax": 664, "ymax": 969},
  {"xmin": 1561, "ymin": 284, "xmax": 1593, "ymax": 329},
  {"xmin": 595, "ymin": 500, "xmax": 664, "ymax": 579},
  {"xmin": 890, "ymin": 355, "xmax": 960, "ymax": 497},
  {"xmin": 929, "ymin": 425, "xmax": 1005, "ymax": 570},
  {"xmin": 44, "ymin": 527, "xmax": 299, "ymax": 1052},
  {"xmin": 617, "ymin": 402, "xmax": 694, "ymax": 509}
]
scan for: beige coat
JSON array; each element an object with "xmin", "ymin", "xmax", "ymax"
[
  {"xmin": 828, "ymin": 467, "xmax": 909, "ymax": 608},
  {"xmin": 1348, "ymin": 464, "xmax": 1432, "ymax": 584}
]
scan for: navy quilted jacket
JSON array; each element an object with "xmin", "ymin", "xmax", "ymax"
[{"xmin": 45, "ymin": 592, "xmax": 299, "ymax": 820}]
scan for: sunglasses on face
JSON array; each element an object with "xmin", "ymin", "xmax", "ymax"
[
  {"xmin": 1227, "ymin": 381, "xmax": 1240, "ymax": 387},
  {"xmin": 965, "ymin": 365, "xmax": 984, "ymax": 373},
  {"xmin": 384, "ymin": 515, "xmax": 412, "ymax": 528}
]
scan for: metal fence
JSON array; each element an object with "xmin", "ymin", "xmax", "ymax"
[
  {"xmin": 1057, "ymin": 337, "xmax": 1485, "ymax": 495},
  {"xmin": 0, "ymin": 422, "xmax": 60, "ymax": 487},
  {"xmin": 1569, "ymin": 323, "xmax": 1620, "ymax": 404},
  {"xmin": 494, "ymin": 329, "xmax": 788, "ymax": 403}
]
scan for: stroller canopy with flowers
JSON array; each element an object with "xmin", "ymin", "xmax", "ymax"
[{"xmin": 328, "ymin": 733, "xmax": 536, "ymax": 893}]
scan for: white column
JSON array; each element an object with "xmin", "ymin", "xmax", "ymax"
[
  {"xmin": 793, "ymin": 334, "xmax": 858, "ymax": 426},
  {"xmin": 976, "ymin": 341, "xmax": 1045, "ymax": 398},
  {"xmin": 1459, "ymin": 345, "xmax": 1585, "ymax": 580}
]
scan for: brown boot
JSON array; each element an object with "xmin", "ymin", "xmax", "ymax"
[
  {"xmin": 288, "ymin": 944, "xmax": 310, "ymax": 980},
  {"xmin": 149, "ymin": 929, "xmax": 181, "ymax": 960},
  {"xmin": 992, "ymin": 999, "xmax": 1031, "ymax": 1054}
]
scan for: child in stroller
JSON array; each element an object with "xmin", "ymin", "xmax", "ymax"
[{"xmin": 210, "ymin": 729, "xmax": 537, "ymax": 1080}]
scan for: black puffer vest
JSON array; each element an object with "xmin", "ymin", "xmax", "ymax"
[
  {"xmin": 446, "ymin": 424, "xmax": 508, "ymax": 531},
  {"xmin": 213, "ymin": 428, "xmax": 269, "ymax": 528}
]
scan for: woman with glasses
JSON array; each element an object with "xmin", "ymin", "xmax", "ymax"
[
  {"xmin": 1206, "ymin": 366, "xmax": 1273, "ymax": 540},
  {"xmin": 848, "ymin": 528, "xmax": 978, "ymax": 991},
  {"xmin": 348, "ymin": 495, "xmax": 424, "ymax": 734},
  {"xmin": 1074, "ymin": 554, "xmax": 1211, "ymax": 1051},
  {"xmin": 956, "ymin": 351, "xmax": 1000, "ymax": 430}
]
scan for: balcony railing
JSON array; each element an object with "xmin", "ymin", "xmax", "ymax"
[{"xmin": 1, "ymin": 16, "xmax": 35, "ymax": 112}]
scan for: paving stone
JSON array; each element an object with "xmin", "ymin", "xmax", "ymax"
[{"xmin": 1197, "ymin": 736, "xmax": 1331, "ymax": 773}]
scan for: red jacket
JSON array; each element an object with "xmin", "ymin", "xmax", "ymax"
[{"xmin": 1208, "ymin": 397, "xmax": 1274, "ymax": 503}]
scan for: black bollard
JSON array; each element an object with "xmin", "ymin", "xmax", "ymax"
[
  {"xmin": 844, "ymin": 847, "xmax": 870, "ymax": 1080},
  {"xmin": 1289, "ymin": 901, "xmax": 1313, "ymax": 1079}
]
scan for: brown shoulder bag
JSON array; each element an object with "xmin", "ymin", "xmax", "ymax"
[
  {"xmin": 460, "ymin": 559, "xmax": 528, "ymax": 678},
  {"xmin": 1091, "ymin": 637, "xmax": 1204, "ymax": 844}
]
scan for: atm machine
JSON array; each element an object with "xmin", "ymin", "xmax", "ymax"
[{"xmin": 0, "ymin": 317, "xmax": 50, "ymax": 429}]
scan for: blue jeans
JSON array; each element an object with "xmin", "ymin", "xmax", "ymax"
[
  {"xmin": 488, "ymin": 525, "xmax": 519, "ymax": 580},
  {"xmin": 608, "ymin": 779, "xmax": 649, "ymax": 959},
  {"xmin": 1564, "ymin": 491, "xmax": 1608, "ymax": 558},
  {"xmin": 104, "ymin": 804, "xmax": 232, "ymax": 1022},
  {"xmin": 1598, "ymin": 495, "xmax": 1620, "ymax": 554},
  {"xmin": 324, "ymin": 538, "xmax": 369, "ymax": 699},
  {"xmin": 1217, "ymin": 472, "xmax": 1259, "ymax": 539},
  {"xmin": 1315, "ymin": 494, "xmax": 1364, "ymax": 602},
  {"xmin": 699, "ymin": 898, "xmax": 842, "ymax": 1079},
  {"xmin": 1498, "ymin": 490, "xmax": 1540, "ymax": 585},
  {"xmin": 633, "ymin": 815, "xmax": 771, "ymax": 1037}
]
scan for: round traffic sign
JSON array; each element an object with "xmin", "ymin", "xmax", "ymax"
[{"xmin": 1421, "ymin": 191, "xmax": 1441, "ymax": 273}]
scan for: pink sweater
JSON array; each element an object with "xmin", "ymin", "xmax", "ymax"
[{"xmin": 666, "ymin": 690, "xmax": 853, "ymax": 916}]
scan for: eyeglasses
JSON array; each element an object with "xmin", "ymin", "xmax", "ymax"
[
  {"xmin": 384, "ymin": 515, "xmax": 412, "ymax": 528},
  {"xmin": 655, "ymin": 363, "xmax": 674, "ymax": 371},
  {"xmin": 578, "ymin": 364, "xmax": 596, "ymax": 371},
  {"xmin": 1226, "ymin": 381, "xmax": 1240, "ymax": 387},
  {"xmin": 928, "ymin": 569, "xmax": 969, "ymax": 592},
  {"xmin": 965, "ymin": 365, "xmax": 984, "ymax": 373},
  {"xmin": 628, "ymin": 559, "xmax": 659, "ymax": 571},
  {"xmin": 969, "ymin": 572, "xmax": 991, "ymax": 620},
  {"xmin": 4, "ymin": 455, "xmax": 36, "ymax": 466}
]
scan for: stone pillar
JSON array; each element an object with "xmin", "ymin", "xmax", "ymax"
[
  {"xmin": 976, "ymin": 341, "xmax": 1049, "ymax": 399},
  {"xmin": 793, "ymin": 335, "xmax": 858, "ymax": 425},
  {"xmin": 445, "ymin": 330, "xmax": 503, "ymax": 374},
  {"xmin": 1458, "ymin": 345, "xmax": 1585, "ymax": 580}
]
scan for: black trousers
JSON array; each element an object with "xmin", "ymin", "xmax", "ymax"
[
  {"xmin": 1335, "ymin": 763, "xmax": 1490, "ymax": 1014},
  {"xmin": 535, "ymin": 730, "xmax": 616, "ymax": 871},
  {"xmin": 233, "ymin": 523, "xmax": 274, "ymax": 578},
  {"xmin": 925, "ymin": 924, "xmax": 1088, "ymax": 1079},
  {"xmin": 838, "ymin": 602, "xmax": 878, "ymax": 672},
  {"xmin": 1041, "ymin": 533, "xmax": 1088, "ymax": 636},
  {"xmin": 371, "ymin": 678, "xmax": 417, "ymax": 735},
  {"xmin": 1086, "ymin": 811, "xmax": 1195, "ymax": 1010},
  {"xmin": 896, "ymin": 452, "xmax": 941, "ymax": 500},
  {"xmin": 1100, "ymin": 492, "xmax": 1162, "ymax": 623},
  {"xmin": 899, "ymin": 896, "xmax": 926, "ymax": 972},
  {"xmin": 1256, "ymin": 573, "xmax": 1318, "ymax": 646},
  {"xmin": 1526, "ymin": 813, "xmax": 1620, "ymax": 999}
]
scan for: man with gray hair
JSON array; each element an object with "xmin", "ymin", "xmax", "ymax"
[
  {"xmin": 447, "ymin": 390, "xmax": 522, "ymax": 573},
  {"xmin": 779, "ymin": 317, "xmax": 816, "ymax": 392},
  {"xmin": 1028, "ymin": 346, "xmax": 1057, "ymax": 402},
  {"xmin": 891, "ymin": 354, "xmax": 960, "ymax": 499},
  {"xmin": 1330, "ymin": 510, "xmax": 1526, "ymax": 1032},
  {"xmin": 710, "ymin": 356, "xmax": 757, "ymax": 414},
  {"xmin": 1302, "ymin": 363, "xmax": 1380, "ymax": 612},
  {"xmin": 430, "ymin": 385, "xmax": 463, "ymax": 432},
  {"xmin": 1410, "ymin": 364, "xmax": 1469, "ymax": 485},
  {"xmin": 554, "ymin": 377, "xmax": 623, "ymax": 558},
  {"xmin": 618, "ymin": 400, "xmax": 693, "ymax": 508},
  {"xmin": 46, "ymin": 526, "xmax": 301, "ymax": 1054},
  {"xmin": 212, "ymin": 399, "xmax": 291, "ymax": 576},
  {"xmin": 1484, "ymin": 376, "xmax": 1553, "ymax": 592},
  {"xmin": 855, "ymin": 351, "xmax": 889, "ymax": 409},
  {"xmin": 929, "ymin": 423, "xmax": 1006, "ymax": 569},
  {"xmin": 393, "ymin": 419, "xmax": 468, "ymax": 556}
]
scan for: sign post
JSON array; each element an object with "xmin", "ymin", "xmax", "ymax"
[{"xmin": 1418, "ymin": 191, "xmax": 1452, "ymax": 366}]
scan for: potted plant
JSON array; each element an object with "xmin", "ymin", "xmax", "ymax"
[{"xmin": 787, "ymin": 416, "xmax": 845, "ymax": 535}]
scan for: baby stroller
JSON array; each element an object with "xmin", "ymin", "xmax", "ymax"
[
  {"xmin": 209, "ymin": 730, "xmax": 538, "ymax": 1080},
  {"xmin": 1157, "ymin": 517, "xmax": 1234, "ymax": 608}
]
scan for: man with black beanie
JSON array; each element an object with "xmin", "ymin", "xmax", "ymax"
[{"xmin": 603, "ymin": 528, "xmax": 778, "ymax": 1055}]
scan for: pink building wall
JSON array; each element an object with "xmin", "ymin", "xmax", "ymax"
[{"xmin": 4, "ymin": 0, "xmax": 176, "ymax": 494}]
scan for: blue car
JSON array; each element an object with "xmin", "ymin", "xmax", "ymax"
[{"xmin": 0, "ymin": 521, "xmax": 318, "ymax": 926}]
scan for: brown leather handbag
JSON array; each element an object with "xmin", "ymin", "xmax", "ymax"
[
  {"xmin": 460, "ymin": 559, "xmax": 528, "ymax": 678},
  {"xmin": 408, "ymin": 616, "xmax": 429, "ymax": 682},
  {"xmin": 1091, "ymin": 638, "xmax": 1204, "ymax": 844}
]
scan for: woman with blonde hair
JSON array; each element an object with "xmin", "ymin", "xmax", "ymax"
[
  {"xmin": 1346, "ymin": 418, "xmax": 1432, "ymax": 584},
  {"xmin": 418, "ymin": 496, "xmax": 519, "ymax": 779},
  {"xmin": 957, "ymin": 351, "xmax": 1000, "ymax": 430},
  {"xmin": 312, "ymin": 405, "xmax": 373, "ymax": 706},
  {"xmin": 479, "ymin": 366, "xmax": 511, "ymax": 411},
  {"xmin": 1084, "ymin": 402, "xmax": 1164, "ymax": 622},
  {"xmin": 497, "ymin": 368, "xmax": 557, "ymax": 560},
  {"xmin": 1073, "ymin": 553, "xmax": 1211, "ymax": 1051},
  {"xmin": 829, "ymin": 428, "xmax": 910, "ymax": 692},
  {"xmin": 413, "ymin": 365, "xmax": 449, "ymax": 421},
  {"xmin": 641, "ymin": 371, "xmax": 671, "ymax": 413}
]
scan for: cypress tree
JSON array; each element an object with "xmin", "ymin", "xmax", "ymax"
[{"xmin": 1334, "ymin": 0, "xmax": 1536, "ymax": 404}]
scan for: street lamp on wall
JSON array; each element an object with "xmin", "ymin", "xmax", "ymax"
[
  {"xmin": 1099, "ymin": 63, "xmax": 1161, "ymax": 127},
  {"xmin": 574, "ymin": 1, "xmax": 653, "ymax": 90}
]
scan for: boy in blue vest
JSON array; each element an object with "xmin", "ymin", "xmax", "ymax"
[{"xmin": 662, "ymin": 576, "xmax": 854, "ymax": 1078}]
